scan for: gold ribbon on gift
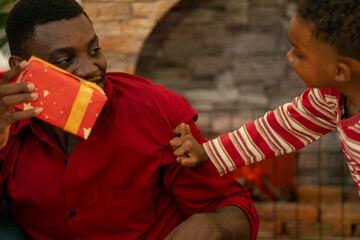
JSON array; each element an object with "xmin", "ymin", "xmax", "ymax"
[
  {"xmin": 63, "ymin": 84, "xmax": 94, "ymax": 137},
  {"xmin": 17, "ymin": 56, "xmax": 106, "ymax": 139}
]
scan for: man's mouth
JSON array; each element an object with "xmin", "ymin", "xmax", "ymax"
[
  {"xmin": 85, "ymin": 75, "xmax": 105, "ymax": 87},
  {"xmin": 87, "ymin": 76, "xmax": 102, "ymax": 84}
]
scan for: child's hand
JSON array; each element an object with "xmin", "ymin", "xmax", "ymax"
[{"xmin": 169, "ymin": 123, "xmax": 209, "ymax": 167}]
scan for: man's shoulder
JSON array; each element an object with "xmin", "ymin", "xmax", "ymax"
[
  {"xmin": 106, "ymin": 72, "xmax": 174, "ymax": 95},
  {"xmin": 106, "ymin": 72, "xmax": 189, "ymax": 108}
]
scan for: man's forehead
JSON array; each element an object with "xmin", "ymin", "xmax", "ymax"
[
  {"xmin": 32, "ymin": 15, "xmax": 95, "ymax": 45},
  {"xmin": 27, "ymin": 15, "xmax": 96, "ymax": 58},
  {"xmin": 34, "ymin": 15, "xmax": 88, "ymax": 35}
]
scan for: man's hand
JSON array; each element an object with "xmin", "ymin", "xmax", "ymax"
[
  {"xmin": 0, "ymin": 61, "xmax": 42, "ymax": 148},
  {"xmin": 169, "ymin": 123, "xmax": 209, "ymax": 167},
  {"xmin": 164, "ymin": 206, "xmax": 252, "ymax": 240}
]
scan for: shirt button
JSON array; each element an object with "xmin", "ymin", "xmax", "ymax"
[{"xmin": 69, "ymin": 211, "xmax": 76, "ymax": 216}]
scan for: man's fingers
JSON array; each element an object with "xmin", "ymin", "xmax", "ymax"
[
  {"xmin": 0, "ymin": 60, "xmax": 27, "ymax": 85},
  {"xmin": 0, "ymin": 82, "xmax": 35, "ymax": 96},
  {"xmin": 0, "ymin": 92, "xmax": 38, "ymax": 107},
  {"xmin": 0, "ymin": 92, "xmax": 39, "ymax": 115},
  {"xmin": 0, "ymin": 108, "xmax": 43, "ymax": 128}
]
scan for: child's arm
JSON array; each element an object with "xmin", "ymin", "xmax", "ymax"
[
  {"xmin": 170, "ymin": 123, "xmax": 209, "ymax": 167},
  {"xmin": 171, "ymin": 89, "xmax": 339, "ymax": 176}
]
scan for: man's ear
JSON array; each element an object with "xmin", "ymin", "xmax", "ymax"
[
  {"xmin": 334, "ymin": 59, "xmax": 351, "ymax": 83},
  {"xmin": 8, "ymin": 56, "xmax": 24, "ymax": 69}
]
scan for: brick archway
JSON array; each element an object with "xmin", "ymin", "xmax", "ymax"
[{"xmin": 83, "ymin": 0, "xmax": 180, "ymax": 73}]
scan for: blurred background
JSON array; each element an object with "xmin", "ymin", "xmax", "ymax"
[{"xmin": 1, "ymin": 0, "xmax": 359, "ymax": 239}]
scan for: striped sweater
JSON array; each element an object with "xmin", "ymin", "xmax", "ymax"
[{"xmin": 203, "ymin": 88, "xmax": 360, "ymax": 196}]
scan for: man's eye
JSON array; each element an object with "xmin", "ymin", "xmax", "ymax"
[
  {"xmin": 55, "ymin": 58, "xmax": 72, "ymax": 65},
  {"xmin": 89, "ymin": 47, "xmax": 101, "ymax": 55}
]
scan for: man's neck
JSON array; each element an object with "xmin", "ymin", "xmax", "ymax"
[{"xmin": 37, "ymin": 120, "xmax": 80, "ymax": 156}]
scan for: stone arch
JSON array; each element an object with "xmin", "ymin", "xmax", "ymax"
[{"xmin": 83, "ymin": 0, "xmax": 181, "ymax": 73}]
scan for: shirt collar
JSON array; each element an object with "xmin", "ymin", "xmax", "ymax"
[{"xmin": 94, "ymin": 75, "xmax": 114, "ymax": 122}]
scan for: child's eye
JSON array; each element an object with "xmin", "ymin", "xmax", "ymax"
[
  {"xmin": 286, "ymin": 48, "xmax": 303, "ymax": 65},
  {"xmin": 289, "ymin": 49, "xmax": 302, "ymax": 60},
  {"xmin": 293, "ymin": 51, "xmax": 302, "ymax": 59}
]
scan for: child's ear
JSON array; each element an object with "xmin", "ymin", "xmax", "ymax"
[{"xmin": 334, "ymin": 60, "xmax": 351, "ymax": 83}]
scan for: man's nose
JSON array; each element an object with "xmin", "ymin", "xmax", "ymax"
[{"xmin": 74, "ymin": 57, "xmax": 98, "ymax": 78}]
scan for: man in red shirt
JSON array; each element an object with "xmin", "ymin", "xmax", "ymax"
[{"xmin": 0, "ymin": 0, "xmax": 259, "ymax": 239}]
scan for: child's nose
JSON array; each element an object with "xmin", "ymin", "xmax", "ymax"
[{"xmin": 286, "ymin": 50, "xmax": 295, "ymax": 65}]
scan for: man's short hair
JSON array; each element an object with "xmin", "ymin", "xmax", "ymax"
[
  {"xmin": 298, "ymin": 0, "xmax": 360, "ymax": 61},
  {"xmin": 6, "ymin": 0, "xmax": 90, "ymax": 59}
]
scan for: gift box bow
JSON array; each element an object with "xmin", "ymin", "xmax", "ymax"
[{"xmin": 14, "ymin": 56, "xmax": 107, "ymax": 139}]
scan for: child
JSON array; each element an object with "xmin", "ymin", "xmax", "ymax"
[{"xmin": 170, "ymin": 0, "xmax": 360, "ymax": 197}]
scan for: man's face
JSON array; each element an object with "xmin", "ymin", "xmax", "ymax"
[
  {"xmin": 286, "ymin": 14, "xmax": 339, "ymax": 89},
  {"xmin": 29, "ymin": 14, "xmax": 107, "ymax": 89}
]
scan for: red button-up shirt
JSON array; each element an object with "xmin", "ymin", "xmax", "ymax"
[{"xmin": 0, "ymin": 72, "xmax": 258, "ymax": 239}]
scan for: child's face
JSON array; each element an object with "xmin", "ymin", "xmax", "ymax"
[{"xmin": 286, "ymin": 14, "xmax": 339, "ymax": 89}]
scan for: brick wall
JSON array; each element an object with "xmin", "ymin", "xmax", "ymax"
[{"xmin": 82, "ymin": 0, "xmax": 180, "ymax": 73}]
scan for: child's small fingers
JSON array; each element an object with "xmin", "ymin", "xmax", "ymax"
[
  {"xmin": 169, "ymin": 138, "xmax": 182, "ymax": 150},
  {"xmin": 185, "ymin": 124, "xmax": 193, "ymax": 136},
  {"xmin": 182, "ymin": 137, "xmax": 195, "ymax": 150},
  {"xmin": 173, "ymin": 147, "xmax": 187, "ymax": 157},
  {"xmin": 178, "ymin": 124, "xmax": 189, "ymax": 137},
  {"xmin": 174, "ymin": 123, "xmax": 186, "ymax": 135},
  {"xmin": 177, "ymin": 157, "xmax": 199, "ymax": 167}
]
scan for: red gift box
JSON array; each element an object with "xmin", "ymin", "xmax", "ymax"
[{"xmin": 13, "ymin": 56, "xmax": 107, "ymax": 139}]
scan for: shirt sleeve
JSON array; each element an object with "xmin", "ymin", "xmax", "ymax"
[
  {"xmin": 204, "ymin": 88, "xmax": 339, "ymax": 175},
  {"xmin": 0, "ymin": 121, "xmax": 24, "ymax": 202},
  {"xmin": 154, "ymin": 88, "xmax": 259, "ymax": 239},
  {"xmin": 0, "ymin": 136, "xmax": 13, "ymax": 203},
  {"xmin": 162, "ymin": 118, "xmax": 259, "ymax": 240},
  {"xmin": 0, "ymin": 72, "xmax": 9, "ymax": 201}
]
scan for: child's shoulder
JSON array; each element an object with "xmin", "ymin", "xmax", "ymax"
[
  {"xmin": 306, "ymin": 88, "xmax": 342, "ymax": 110},
  {"xmin": 307, "ymin": 88, "xmax": 341, "ymax": 100}
]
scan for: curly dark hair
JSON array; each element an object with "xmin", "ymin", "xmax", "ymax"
[
  {"xmin": 297, "ymin": 0, "xmax": 360, "ymax": 61},
  {"xmin": 5, "ymin": 0, "xmax": 90, "ymax": 59}
]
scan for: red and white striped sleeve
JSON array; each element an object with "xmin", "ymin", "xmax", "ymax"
[{"xmin": 203, "ymin": 88, "xmax": 339, "ymax": 175}]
